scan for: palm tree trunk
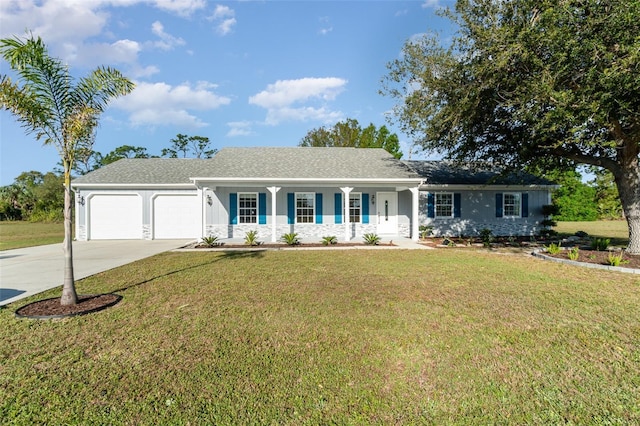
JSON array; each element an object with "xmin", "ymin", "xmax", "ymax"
[{"xmin": 60, "ymin": 167, "xmax": 77, "ymax": 305}]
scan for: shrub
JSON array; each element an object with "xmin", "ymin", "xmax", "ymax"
[
  {"xmin": 568, "ymin": 246, "xmax": 579, "ymax": 261},
  {"xmin": 363, "ymin": 233, "xmax": 381, "ymax": 245},
  {"xmin": 574, "ymin": 231, "xmax": 589, "ymax": 238},
  {"xmin": 541, "ymin": 204, "xmax": 560, "ymax": 216},
  {"xmin": 244, "ymin": 230, "xmax": 261, "ymax": 246},
  {"xmin": 591, "ymin": 237, "xmax": 610, "ymax": 251},
  {"xmin": 479, "ymin": 228, "xmax": 493, "ymax": 248},
  {"xmin": 201, "ymin": 235, "xmax": 223, "ymax": 247},
  {"xmin": 321, "ymin": 235, "xmax": 337, "ymax": 245},
  {"xmin": 607, "ymin": 252, "xmax": 628, "ymax": 267},
  {"xmin": 419, "ymin": 225, "xmax": 433, "ymax": 239},
  {"xmin": 281, "ymin": 232, "xmax": 300, "ymax": 245},
  {"xmin": 545, "ymin": 242, "xmax": 562, "ymax": 255}
]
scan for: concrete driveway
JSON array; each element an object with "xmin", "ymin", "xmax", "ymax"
[{"xmin": 0, "ymin": 240, "xmax": 193, "ymax": 306}]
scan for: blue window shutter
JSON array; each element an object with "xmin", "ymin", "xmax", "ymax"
[
  {"xmin": 454, "ymin": 193, "xmax": 461, "ymax": 218},
  {"xmin": 522, "ymin": 193, "xmax": 529, "ymax": 218},
  {"xmin": 496, "ymin": 193, "xmax": 503, "ymax": 218},
  {"xmin": 229, "ymin": 193, "xmax": 238, "ymax": 225},
  {"xmin": 287, "ymin": 193, "xmax": 295, "ymax": 224},
  {"xmin": 427, "ymin": 193, "xmax": 435, "ymax": 218},
  {"xmin": 315, "ymin": 193, "xmax": 323, "ymax": 224},
  {"xmin": 334, "ymin": 193, "xmax": 342, "ymax": 224},
  {"xmin": 362, "ymin": 194, "xmax": 369, "ymax": 224},
  {"xmin": 258, "ymin": 193, "xmax": 267, "ymax": 224}
]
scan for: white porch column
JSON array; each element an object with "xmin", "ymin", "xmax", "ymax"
[
  {"xmin": 198, "ymin": 187, "xmax": 205, "ymax": 241},
  {"xmin": 340, "ymin": 187, "xmax": 353, "ymax": 241},
  {"xmin": 267, "ymin": 186, "xmax": 281, "ymax": 242},
  {"xmin": 409, "ymin": 187, "xmax": 419, "ymax": 242}
]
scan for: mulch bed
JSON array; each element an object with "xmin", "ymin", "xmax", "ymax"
[
  {"xmin": 545, "ymin": 249, "xmax": 640, "ymax": 269},
  {"xmin": 15, "ymin": 294, "xmax": 122, "ymax": 319},
  {"xmin": 190, "ymin": 242, "xmax": 395, "ymax": 249}
]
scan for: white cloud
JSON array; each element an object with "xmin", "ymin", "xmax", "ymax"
[
  {"xmin": 208, "ymin": 4, "xmax": 236, "ymax": 35},
  {"xmin": 422, "ymin": 0, "xmax": 441, "ymax": 8},
  {"xmin": 226, "ymin": 121, "xmax": 254, "ymax": 137},
  {"xmin": 0, "ymin": 0, "xmax": 197, "ymax": 69},
  {"xmin": 112, "ymin": 81, "xmax": 231, "ymax": 128},
  {"xmin": 318, "ymin": 16, "xmax": 332, "ymax": 35},
  {"xmin": 152, "ymin": 0, "xmax": 206, "ymax": 16},
  {"xmin": 150, "ymin": 21, "xmax": 186, "ymax": 50},
  {"xmin": 249, "ymin": 77, "xmax": 347, "ymax": 125}
]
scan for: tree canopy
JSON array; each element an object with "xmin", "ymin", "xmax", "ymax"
[
  {"xmin": 162, "ymin": 134, "xmax": 216, "ymax": 159},
  {"xmin": 299, "ymin": 119, "xmax": 403, "ymax": 159},
  {"xmin": 382, "ymin": 0, "xmax": 640, "ymax": 253},
  {"xmin": 0, "ymin": 34, "xmax": 134, "ymax": 304}
]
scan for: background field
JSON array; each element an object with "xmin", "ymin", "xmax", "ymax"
[
  {"xmin": 2, "ymin": 249, "xmax": 638, "ymax": 424},
  {"xmin": 0, "ymin": 221, "xmax": 65, "ymax": 251},
  {"xmin": 555, "ymin": 220, "xmax": 628, "ymax": 247}
]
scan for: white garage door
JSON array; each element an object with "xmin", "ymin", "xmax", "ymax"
[
  {"xmin": 89, "ymin": 194, "xmax": 142, "ymax": 240},
  {"xmin": 153, "ymin": 194, "xmax": 201, "ymax": 239}
]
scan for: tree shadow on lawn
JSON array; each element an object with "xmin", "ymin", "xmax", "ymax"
[
  {"xmin": 13, "ymin": 251, "xmax": 266, "ymax": 318},
  {"xmin": 109, "ymin": 250, "xmax": 266, "ymax": 295}
]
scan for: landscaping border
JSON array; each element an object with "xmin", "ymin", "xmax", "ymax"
[{"xmin": 532, "ymin": 249, "xmax": 640, "ymax": 275}]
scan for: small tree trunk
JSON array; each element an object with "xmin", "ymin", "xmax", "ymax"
[
  {"xmin": 60, "ymin": 168, "xmax": 77, "ymax": 306},
  {"xmin": 616, "ymin": 160, "xmax": 640, "ymax": 255}
]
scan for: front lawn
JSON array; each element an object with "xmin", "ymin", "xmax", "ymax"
[{"xmin": 1, "ymin": 250, "xmax": 638, "ymax": 424}]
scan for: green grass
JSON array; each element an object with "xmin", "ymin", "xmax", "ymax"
[
  {"xmin": 2, "ymin": 250, "xmax": 639, "ymax": 424},
  {"xmin": 0, "ymin": 221, "xmax": 64, "ymax": 251},
  {"xmin": 556, "ymin": 220, "xmax": 628, "ymax": 247}
]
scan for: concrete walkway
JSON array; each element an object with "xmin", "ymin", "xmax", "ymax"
[{"xmin": 0, "ymin": 240, "xmax": 193, "ymax": 306}]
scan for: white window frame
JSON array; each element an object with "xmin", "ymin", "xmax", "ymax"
[
  {"xmin": 503, "ymin": 192, "xmax": 521, "ymax": 218},
  {"xmin": 435, "ymin": 192, "xmax": 454, "ymax": 218},
  {"xmin": 349, "ymin": 193, "xmax": 362, "ymax": 223},
  {"xmin": 295, "ymin": 192, "xmax": 315, "ymax": 224},
  {"xmin": 238, "ymin": 192, "xmax": 258, "ymax": 224}
]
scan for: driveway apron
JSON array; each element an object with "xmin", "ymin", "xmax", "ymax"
[{"xmin": 0, "ymin": 240, "xmax": 192, "ymax": 306}]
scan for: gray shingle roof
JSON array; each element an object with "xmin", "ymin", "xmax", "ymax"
[
  {"xmin": 72, "ymin": 148, "xmax": 422, "ymax": 185},
  {"xmin": 199, "ymin": 147, "xmax": 421, "ymax": 180},
  {"xmin": 404, "ymin": 161, "xmax": 555, "ymax": 186},
  {"xmin": 72, "ymin": 158, "xmax": 216, "ymax": 185}
]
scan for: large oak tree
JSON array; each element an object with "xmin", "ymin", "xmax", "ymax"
[
  {"xmin": 382, "ymin": 0, "xmax": 640, "ymax": 253},
  {"xmin": 0, "ymin": 34, "xmax": 134, "ymax": 304}
]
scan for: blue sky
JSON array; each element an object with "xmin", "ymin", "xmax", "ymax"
[{"xmin": 0, "ymin": 0, "xmax": 455, "ymax": 185}]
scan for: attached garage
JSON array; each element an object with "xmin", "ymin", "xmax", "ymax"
[
  {"xmin": 88, "ymin": 194, "xmax": 143, "ymax": 240},
  {"xmin": 152, "ymin": 194, "xmax": 201, "ymax": 239}
]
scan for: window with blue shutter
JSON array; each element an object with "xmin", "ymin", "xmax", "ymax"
[
  {"xmin": 453, "ymin": 193, "xmax": 461, "ymax": 218},
  {"xmin": 287, "ymin": 193, "xmax": 294, "ymax": 224},
  {"xmin": 495, "ymin": 193, "xmax": 503, "ymax": 218},
  {"xmin": 362, "ymin": 194, "xmax": 369, "ymax": 224},
  {"xmin": 229, "ymin": 193, "xmax": 238, "ymax": 225},
  {"xmin": 427, "ymin": 193, "xmax": 435, "ymax": 218},
  {"xmin": 334, "ymin": 193, "xmax": 342, "ymax": 224},
  {"xmin": 522, "ymin": 193, "xmax": 529, "ymax": 218},
  {"xmin": 315, "ymin": 193, "xmax": 323, "ymax": 224},
  {"xmin": 258, "ymin": 193, "xmax": 267, "ymax": 224}
]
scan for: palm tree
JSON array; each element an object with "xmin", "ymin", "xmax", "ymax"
[{"xmin": 0, "ymin": 34, "xmax": 134, "ymax": 305}]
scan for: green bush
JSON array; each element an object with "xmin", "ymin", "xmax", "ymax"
[
  {"xmin": 419, "ymin": 225, "xmax": 433, "ymax": 239},
  {"xmin": 568, "ymin": 246, "xmax": 580, "ymax": 261},
  {"xmin": 545, "ymin": 242, "xmax": 562, "ymax": 255},
  {"xmin": 362, "ymin": 233, "xmax": 381, "ymax": 245},
  {"xmin": 479, "ymin": 228, "xmax": 493, "ymax": 248},
  {"xmin": 201, "ymin": 235, "xmax": 223, "ymax": 247},
  {"xmin": 607, "ymin": 252, "xmax": 628, "ymax": 267},
  {"xmin": 590, "ymin": 237, "xmax": 610, "ymax": 251},
  {"xmin": 244, "ymin": 230, "xmax": 261, "ymax": 246},
  {"xmin": 321, "ymin": 235, "xmax": 337, "ymax": 245},
  {"xmin": 28, "ymin": 209, "xmax": 63, "ymax": 223},
  {"xmin": 281, "ymin": 232, "xmax": 300, "ymax": 245}
]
